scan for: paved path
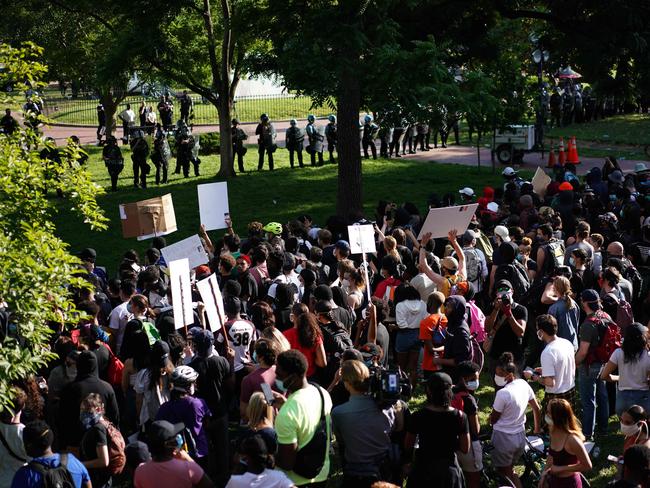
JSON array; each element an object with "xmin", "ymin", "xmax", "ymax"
[{"xmin": 42, "ymin": 122, "xmax": 648, "ymax": 176}]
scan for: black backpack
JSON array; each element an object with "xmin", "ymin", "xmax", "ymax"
[
  {"xmin": 495, "ymin": 261, "xmax": 530, "ymax": 301},
  {"xmin": 29, "ymin": 453, "xmax": 75, "ymax": 488}
]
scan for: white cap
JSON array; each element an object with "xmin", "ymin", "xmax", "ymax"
[
  {"xmin": 487, "ymin": 202, "xmax": 499, "ymax": 213},
  {"xmin": 502, "ymin": 167, "xmax": 517, "ymax": 177},
  {"xmin": 459, "ymin": 187, "xmax": 475, "ymax": 197},
  {"xmin": 494, "ymin": 225, "xmax": 511, "ymax": 242}
]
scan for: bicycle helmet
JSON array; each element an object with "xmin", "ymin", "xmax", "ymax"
[
  {"xmin": 307, "ymin": 114, "xmax": 315, "ymax": 123},
  {"xmin": 262, "ymin": 222, "xmax": 283, "ymax": 236},
  {"xmin": 328, "ymin": 114, "xmax": 336, "ymax": 123},
  {"xmin": 171, "ymin": 365, "xmax": 198, "ymax": 391}
]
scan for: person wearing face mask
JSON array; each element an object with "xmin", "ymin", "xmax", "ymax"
[
  {"xmin": 134, "ymin": 420, "xmax": 213, "ymax": 488},
  {"xmin": 606, "ymin": 444, "xmax": 650, "ymax": 488},
  {"xmin": 540, "ymin": 399, "xmax": 592, "ymax": 488},
  {"xmin": 525, "ymin": 315, "xmax": 577, "ymax": 413},
  {"xmin": 273, "ymin": 349, "xmax": 332, "ymax": 487},
  {"xmin": 600, "ymin": 323, "xmax": 650, "ymax": 415},
  {"xmin": 430, "ymin": 295, "xmax": 472, "ymax": 382},
  {"xmin": 619, "ymin": 405, "xmax": 650, "ymax": 453},
  {"xmin": 227, "ymin": 435, "xmax": 294, "ymax": 488},
  {"xmin": 239, "ymin": 339, "xmax": 280, "ymax": 420},
  {"xmin": 155, "ymin": 366, "xmax": 211, "ymax": 467},
  {"xmin": 79, "ymin": 393, "xmax": 119, "ymax": 488},
  {"xmin": 489, "ymin": 352, "xmax": 542, "ymax": 488},
  {"xmin": 451, "ymin": 361, "xmax": 482, "ymax": 488}
]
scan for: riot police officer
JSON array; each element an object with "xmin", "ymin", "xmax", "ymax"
[
  {"xmin": 390, "ymin": 119, "xmax": 406, "ymax": 158},
  {"xmin": 151, "ymin": 124, "xmax": 170, "ymax": 184},
  {"xmin": 231, "ymin": 118, "xmax": 248, "ymax": 173},
  {"xmin": 550, "ymin": 87, "xmax": 562, "ymax": 128},
  {"xmin": 175, "ymin": 120, "xmax": 194, "ymax": 177},
  {"xmin": 130, "ymin": 129, "xmax": 150, "ymax": 188},
  {"xmin": 325, "ymin": 114, "xmax": 337, "ymax": 163},
  {"xmin": 378, "ymin": 123, "xmax": 393, "ymax": 158},
  {"xmin": 361, "ymin": 114, "xmax": 378, "ymax": 159},
  {"xmin": 285, "ymin": 119, "xmax": 305, "ymax": 168},
  {"xmin": 179, "ymin": 90, "xmax": 193, "ymax": 124},
  {"xmin": 102, "ymin": 136, "xmax": 124, "ymax": 192},
  {"xmin": 306, "ymin": 114, "xmax": 324, "ymax": 166},
  {"xmin": 402, "ymin": 119, "xmax": 416, "ymax": 154},
  {"xmin": 415, "ymin": 122, "xmax": 429, "ymax": 151},
  {"xmin": 255, "ymin": 113, "xmax": 276, "ymax": 170}
]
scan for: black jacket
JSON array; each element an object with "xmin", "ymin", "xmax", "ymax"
[{"xmin": 58, "ymin": 351, "xmax": 119, "ymax": 448}]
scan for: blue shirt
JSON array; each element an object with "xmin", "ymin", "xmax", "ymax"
[
  {"xmin": 548, "ymin": 298, "xmax": 580, "ymax": 351},
  {"xmin": 11, "ymin": 453, "xmax": 90, "ymax": 488}
]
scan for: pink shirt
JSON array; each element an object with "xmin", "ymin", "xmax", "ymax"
[
  {"xmin": 134, "ymin": 458, "xmax": 205, "ymax": 488},
  {"xmin": 240, "ymin": 365, "xmax": 278, "ymax": 404}
]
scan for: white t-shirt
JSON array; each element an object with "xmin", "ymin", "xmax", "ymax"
[
  {"xmin": 108, "ymin": 301, "xmax": 133, "ymax": 355},
  {"xmin": 226, "ymin": 469, "xmax": 294, "ymax": 488},
  {"xmin": 540, "ymin": 337, "xmax": 576, "ymax": 394},
  {"xmin": 218, "ymin": 319, "xmax": 258, "ymax": 372},
  {"xmin": 608, "ymin": 349, "xmax": 650, "ymax": 391},
  {"xmin": 493, "ymin": 378, "xmax": 535, "ymax": 434}
]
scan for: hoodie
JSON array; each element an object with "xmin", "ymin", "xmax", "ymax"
[
  {"xmin": 443, "ymin": 296, "xmax": 472, "ymax": 380},
  {"xmin": 395, "ymin": 299, "xmax": 428, "ymax": 330},
  {"xmin": 58, "ymin": 351, "xmax": 119, "ymax": 448}
]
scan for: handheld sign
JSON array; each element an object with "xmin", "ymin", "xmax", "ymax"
[
  {"xmin": 196, "ymin": 273, "xmax": 229, "ymax": 347},
  {"xmin": 169, "ymin": 258, "xmax": 193, "ymax": 331},
  {"xmin": 197, "ymin": 182, "xmax": 230, "ymax": 231},
  {"xmin": 347, "ymin": 224, "xmax": 376, "ymax": 303},
  {"xmin": 161, "ymin": 234, "xmax": 209, "ymax": 270},
  {"xmin": 120, "ymin": 193, "xmax": 177, "ymax": 241},
  {"xmin": 417, "ymin": 204, "xmax": 479, "ymax": 240}
]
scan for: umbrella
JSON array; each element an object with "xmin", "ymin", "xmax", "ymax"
[{"xmin": 558, "ymin": 66, "xmax": 582, "ymax": 79}]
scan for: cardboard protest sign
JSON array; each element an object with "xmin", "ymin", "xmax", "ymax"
[
  {"xmin": 119, "ymin": 193, "xmax": 177, "ymax": 241},
  {"xmin": 532, "ymin": 167, "xmax": 551, "ymax": 197},
  {"xmin": 161, "ymin": 234, "xmax": 209, "ymax": 270},
  {"xmin": 197, "ymin": 182, "xmax": 230, "ymax": 231},
  {"xmin": 417, "ymin": 204, "xmax": 479, "ymax": 240},
  {"xmin": 347, "ymin": 224, "xmax": 377, "ymax": 254},
  {"xmin": 169, "ymin": 258, "xmax": 193, "ymax": 330},
  {"xmin": 196, "ymin": 273, "xmax": 227, "ymax": 337}
]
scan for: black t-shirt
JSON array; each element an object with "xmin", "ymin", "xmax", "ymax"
[
  {"xmin": 406, "ymin": 408, "xmax": 468, "ymax": 462},
  {"xmin": 80, "ymin": 422, "xmax": 110, "ymax": 487},
  {"xmin": 489, "ymin": 302, "xmax": 528, "ymax": 361},
  {"xmin": 189, "ymin": 355, "xmax": 232, "ymax": 417},
  {"xmin": 91, "ymin": 344, "xmax": 110, "ymax": 382},
  {"xmin": 452, "ymin": 387, "xmax": 479, "ymax": 441}
]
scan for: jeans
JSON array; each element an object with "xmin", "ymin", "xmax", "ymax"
[
  {"xmin": 578, "ymin": 363, "xmax": 609, "ymax": 438},
  {"xmin": 616, "ymin": 389, "xmax": 650, "ymax": 416}
]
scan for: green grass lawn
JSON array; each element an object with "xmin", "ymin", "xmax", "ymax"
[
  {"xmin": 53, "ymin": 145, "xmax": 507, "ymax": 271},
  {"xmin": 546, "ymin": 114, "xmax": 650, "ymax": 147}
]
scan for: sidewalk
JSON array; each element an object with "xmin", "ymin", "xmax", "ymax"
[{"xmin": 42, "ymin": 122, "xmax": 647, "ymax": 176}]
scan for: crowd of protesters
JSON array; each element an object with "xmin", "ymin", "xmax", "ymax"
[{"xmin": 2, "ymin": 156, "xmax": 650, "ymax": 488}]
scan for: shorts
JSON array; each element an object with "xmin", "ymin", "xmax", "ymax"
[
  {"xmin": 491, "ymin": 430, "xmax": 526, "ymax": 467},
  {"xmin": 456, "ymin": 440, "xmax": 483, "ymax": 472},
  {"xmin": 395, "ymin": 328, "xmax": 422, "ymax": 353}
]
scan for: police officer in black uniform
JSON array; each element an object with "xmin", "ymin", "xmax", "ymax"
[
  {"xmin": 231, "ymin": 118, "xmax": 248, "ymax": 173},
  {"xmin": 285, "ymin": 118, "xmax": 305, "ymax": 168}
]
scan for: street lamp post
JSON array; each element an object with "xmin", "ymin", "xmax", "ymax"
[{"xmin": 530, "ymin": 36, "xmax": 549, "ymax": 151}]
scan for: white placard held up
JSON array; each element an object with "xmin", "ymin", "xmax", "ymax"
[
  {"xmin": 161, "ymin": 234, "xmax": 209, "ymax": 270},
  {"xmin": 169, "ymin": 258, "xmax": 194, "ymax": 330},
  {"xmin": 531, "ymin": 167, "xmax": 551, "ymax": 197},
  {"xmin": 417, "ymin": 204, "xmax": 479, "ymax": 240},
  {"xmin": 197, "ymin": 182, "xmax": 230, "ymax": 231},
  {"xmin": 196, "ymin": 273, "xmax": 226, "ymax": 333},
  {"xmin": 347, "ymin": 224, "xmax": 376, "ymax": 254}
]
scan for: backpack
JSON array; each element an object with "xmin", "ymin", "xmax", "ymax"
[
  {"xmin": 102, "ymin": 419, "xmax": 126, "ymax": 475},
  {"xmin": 441, "ymin": 275, "xmax": 468, "ymax": 298},
  {"xmin": 474, "ymin": 231, "xmax": 494, "ymax": 264},
  {"xmin": 469, "ymin": 334, "xmax": 484, "ymax": 373},
  {"xmin": 467, "ymin": 300, "xmax": 486, "ymax": 342},
  {"xmin": 29, "ymin": 453, "xmax": 75, "ymax": 488},
  {"xmin": 587, "ymin": 312, "xmax": 622, "ymax": 365},
  {"xmin": 605, "ymin": 292, "xmax": 634, "ymax": 331},
  {"xmin": 451, "ymin": 389, "xmax": 470, "ymax": 411},
  {"xmin": 494, "ymin": 262, "xmax": 530, "ymax": 301},
  {"xmin": 622, "ymin": 263, "xmax": 644, "ymax": 304},
  {"xmin": 545, "ymin": 240, "xmax": 565, "ymax": 270},
  {"xmin": 463, "ymin": 248, "xmax": 481, "ymax": 283},
  {"xmin": 293, "ymin": 384, "xmax": 329, "ymax": 479}
]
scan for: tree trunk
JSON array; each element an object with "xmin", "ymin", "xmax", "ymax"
[
  {"xmin": 216, "ymin": 92, "xmax": 235, "ymax": 178},
  {"xmin": 336, "ymin": 67, "xmax": 362, "ymax": 219},
  {"xmin": 100, "ymin": 93, "xmax": 118, "ymax": 138}
]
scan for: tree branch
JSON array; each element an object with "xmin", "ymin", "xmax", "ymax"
[
  {"xmin": 46, "ymin": 0, "xmax": 117, "ymax": 34},
  {"xmin": 202, "ymin": 0, "xmax": 223, "ymax": 91}
]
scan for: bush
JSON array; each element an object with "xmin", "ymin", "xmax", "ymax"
[{"xmin": 198, "ymin": 131, "xmax": 220, "ymax": 155}]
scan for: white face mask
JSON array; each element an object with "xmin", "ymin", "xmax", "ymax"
[
  {"xmin": 465, "ymin": 379, "xmax": 479, "ymax": 391},
  {"xmin": 621, "ymin": 422, "xmax": 641, "ymax": 437},
  {"xmin": 545, "ymin": 414, "xmax": 554, "ymax": 426},
  {"xmin": 494, "ymin": 374, "xmax": 508, "ymax": 387}
]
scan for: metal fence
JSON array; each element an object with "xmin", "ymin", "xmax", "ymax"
[{"xmin": 42, "ymin": 93, "xmax": 333, "ymax": 126}]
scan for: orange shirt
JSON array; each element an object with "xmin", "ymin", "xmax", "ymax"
[{"xmin": 419, "ymin": 313, "xmax": 448, "ymax": 372}]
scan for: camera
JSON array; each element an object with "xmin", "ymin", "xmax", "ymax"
[
  {"xmin": 368, "ymin": 366, "xmax": 411, "ymax": 406},
  {"xmin": 500, "ymin": 294, "xmax": 512, "ymax": 306}
]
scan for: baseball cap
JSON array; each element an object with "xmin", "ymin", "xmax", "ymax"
[
  {"xmin": 495, "ymin": 279, "xmax": 513, "ymax": 292},
  {"xmin": 634, "ymin": 162, "xmax": 649, "ymax": 173},
  {"xmin": 237, "ymin": 254, "xmax": 252, "ymax": 265},
  {"xmin": 502, "ymin": 167, "xmax": 517, "ymax": 177},
  {"xmin": 459, "ymin": 187, "xmax": 475, "ymax": 197},
  {"xmin": 335, "ymin": 240, "xmax": 351, "ymax": 252},
  {"xmin": 79, "ymin": 248, "xmax": 97, "ymax": 263},
  {"xmin": 580, "ymin": 289, "xmax": 600, "ymax": 304},
  {"xmin": 147, "ymin": 420, "xmax": 184, "ymax": 445},
  {"xmin": 608, "ymin": 170, "xmax": 624, "ymax": 184},
  {"xmin": 558, "ymin": 182, "xmax": 573, "ymax": 191},
  {"xmin": 487, "ymin": 202, "xmax": 499, "ymax": 213},
  {"xmin": 313, "ymin": 284, "xmax": 334, "ymax": 301},
  {"xmin": 461, "ymin": 230, "xmax": 478, "ymax": 245},
  {"xmin": 192, "ymin": 329, "xmax": 214, "ymax": 356},
  {"xmin": 314, "ymin": 300, "xmax": 333, "ymax": 314},
  {"xmin": 125, "ymin": 441, "xmax": 151, "ymax": 468},
  {"xmin": 441, "ymin": 256, "xmax": 459, "ymax": 272},
  {"xmin": 195, "ymin": 265, "xmax": 211, "ymax": 280},
  {"xmin": 494, "ymin": 225, "xmax": 511, "ymax": 242},
  {"xmin": 151, "ymin": 340, "xmax": 170, "ymax": 367}
]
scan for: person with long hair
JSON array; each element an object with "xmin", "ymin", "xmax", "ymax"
[
  {"xmin": 242, "ymin": 392, "xmax": 277, "ymax": 454},
  {"xmin": 547, "ymin": 276, "xmax": 580, "ymax": 350},
  {"xmin": 490, "ymin": 352, "xmax": 542, "ymax": 488},
  {"xmin": 134, "ymin": 340, "xmax": 174, "ymax": 428},
  {"xmin": 121, "ymin": 330, "xmax": 151, "ymax": 435},
  {"xmin": 620, "ymin": 405, "xmax": 650, "ymax": 453},
  {"xmin": 79, "ymin": 393, "xmax": 114, "ymax": 488},
  {"xmin": 383, "ymin": 236, "xmax": 401, "ymax": 262},
  {"xmin": 283, "ymin": 305, "xmax": 326, "ymax": 378},
  {"xmin": 541, "ymin": 399, "xmax": 592, "ymax": 488},
  {"xmin": 600, "ymin": 323, "xmax": 650, "ymax": 414},
  {"xmin": 250, "ymin": 301, "xmax": 290, "ymax": 352},
  {"xmin": 345, "ymin": 269, "xmax": 366, "ymax": 312},
  {"xmin": 404, "ymin": 372, "xmax": 470, "ymax": 488},
  {"xmin": 394, "ymin": 284, "xmax": 427, "ymax": 388}
]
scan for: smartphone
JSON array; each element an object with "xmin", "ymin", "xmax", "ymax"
[{"xmin": 261, "ymin": 383, "xmax": 274, "ymax": 405}]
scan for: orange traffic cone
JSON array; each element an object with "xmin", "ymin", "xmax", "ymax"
[
  {"xmin": 567, "ymin": 135, "xmax": 580, "ymax": 164},
  {"xmin": 558, "ymin": 137, "xmax": 566, "ymax": 166},
  {"xmin": 547, "ymin": 142, "xmax": 557, "ymax": 168}
]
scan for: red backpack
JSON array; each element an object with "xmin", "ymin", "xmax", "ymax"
[
  {"xmin": 586, "ymin": 312, "xmax": 622, "ymax": 365},
  {"xmin": 101, "ymin": 419, "xmax": 126, "ymax": 475}
]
